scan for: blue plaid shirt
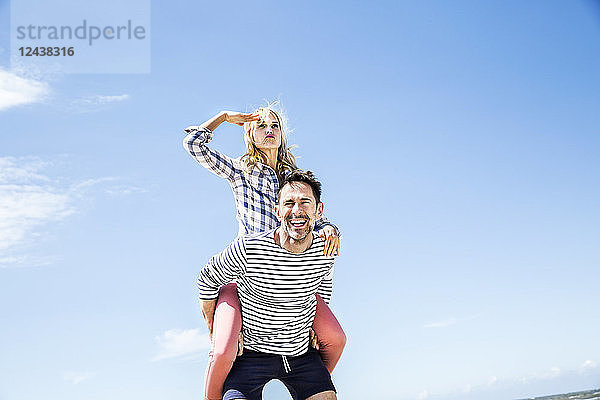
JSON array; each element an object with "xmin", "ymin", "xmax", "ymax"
[{"xmin": 183, "ymin": 127, "xmax": 337, "ymax": 236}]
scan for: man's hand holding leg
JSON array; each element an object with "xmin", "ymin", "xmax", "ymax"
[{"xmin": 201, "ymin": 299, "xmax": 217, "ymax": 338}]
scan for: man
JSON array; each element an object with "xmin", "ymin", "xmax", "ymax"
[{"xmin": 197, "ymin": 170, "xmax": 338, "ymax": 400}]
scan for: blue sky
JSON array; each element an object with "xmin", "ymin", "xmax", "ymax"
[{"xmin": 1, "ymin": 1, "xmax": 599, "ymax": 399}]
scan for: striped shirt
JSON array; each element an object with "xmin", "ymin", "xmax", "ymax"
[
  {"xmin": 183, "ymin": 127, "xmax": 337, "ymax": 236},
  {"xmin": 197, "ymin": 229, "xmax": 335, "ymax": 356}
]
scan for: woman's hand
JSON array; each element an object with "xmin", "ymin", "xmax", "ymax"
[
  {"xmin": 237, "ymin": 332, "xmax": 244, "ymax": 356},
  {"xmin": 184, "ymin": 111, "xmax": 260, "ymax": 134},
  {"xmin": 223, "ymin": 111, "xmax": 260, "ymax": 126},
  {"xmin": 319, "ymin": 225, "xmax": 340, "ymax": 257},
  {"xmin": 309, "ymin": 328, "xmax": 320, "ymax": 351}
]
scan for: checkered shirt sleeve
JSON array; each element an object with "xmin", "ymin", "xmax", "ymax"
[{"xmin": 183, "ymin": 127, "xmax": 237, "ymax": 183}]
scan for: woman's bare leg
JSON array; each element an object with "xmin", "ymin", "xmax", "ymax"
[
  {"xmin": 203, "ymin": 283, "xmax": 242, "ymax": 400},
  {"xmin": 312, "ymin": 294, "xmax": 346, "ymax": 373}
]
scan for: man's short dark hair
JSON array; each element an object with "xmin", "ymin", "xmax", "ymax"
[{"xmin": 277, "ymin": 170, "xmax": 322, "ymax": 204}]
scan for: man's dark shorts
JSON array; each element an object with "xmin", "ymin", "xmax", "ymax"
[{"xmin": 223, "ymin": 347, "xmax": 336, "ymax": 400}]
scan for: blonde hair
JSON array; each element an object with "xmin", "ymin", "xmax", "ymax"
[{"xmin": 241, "ymin": 103, "xmax": 297, "ymax": 181}]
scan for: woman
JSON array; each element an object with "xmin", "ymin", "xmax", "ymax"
[{"xmin": 183, "ymin": 105, "xmax": 346, "ymax": 400}]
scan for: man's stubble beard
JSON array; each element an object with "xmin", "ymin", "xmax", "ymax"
[{"xmin": 284, "ymin": 213, "xmax": 316, "ymax": 242}]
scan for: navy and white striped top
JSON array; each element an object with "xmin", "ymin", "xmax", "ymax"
[{"xmin": 197, "ymin": 229, "xmax": 335, "ymax": 356}]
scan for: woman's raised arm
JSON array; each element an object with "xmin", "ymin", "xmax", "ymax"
[
  {"xmin": 182, "ymin": 111, "xmax": 259, "ymax": 182},
  {"xmin": 185, "ymin": 111, "xmax": 260, "ymax": 133}
]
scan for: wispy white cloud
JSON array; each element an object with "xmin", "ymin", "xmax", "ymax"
[
  {"xmin": 69, "ymin": 177, "xmax": 120, "ymax": 193},
  {"xmin": 152, "ymin": 328, "xmax": 211, "ymax": 362},
  {"xmin": 0, "ymin": 157, "xmax": 52, "ymax": 183},
  {"xmin": 0, "ymin": 67, "xmax": 50, "ymax": 111},
  {"xmin": 69, "ymin": 178, "xmax": 148, "ymax": 197},
  {"xmin": 0, "ymin": 158, "xmax": 74, "ymax": 257},
  {"xmin": 104, "ymin": 184, "xmax": 148, "ymax": 196},
  {"xmin": 580, "ymin": 360, "xmax": 597, "ymax": 373},
  {"xmin": 423, "ymin": 317, "xmax": 459, "ymax": 329},
  {"xmin": 68, "ymin": 94, "xmax": 130, "ymax": 113},
  {"xmin": 97, "ymin": 94, "xmax": 130, "ymax": 103},
  {"xmin": 62, "ymin": 371, "xmax": 94, "ymax": 385},
  {"xmin": 0, "ymin": 254, "xmax": 60, "ymax": 269},
  {"xmin": 546, "ymin": 366, "xmax": 561, "ymax": 378},
  {"xmin": 0, "ymin": 156, "xmax": 146, "ymax": 268},
  {"xmin": 75, "ymin": 94, "xmax": 130, "ymax": 105},
  {"xmin": 522, "ymin": 366, "xmax": 561, "ymax": 383},
  {"xmin": 412, "ymin": 361, "xmax": 600, "ymax": 400},
  {"xmin": 423, "ymin": 315, "xmax": 479, "ymax": 329}
]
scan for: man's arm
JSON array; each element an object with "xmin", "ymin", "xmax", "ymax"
[
  {"xmin": 197, "ymin": 236, "xmax": 247, "ymax": 334},
  {"xmin": 316, "ymin": 263, "xmax": 334, "ymax": 304}
]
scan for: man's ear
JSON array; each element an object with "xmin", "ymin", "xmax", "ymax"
[
  {"xmin": 275, "ymin": 204, "xmax": 282, "ymax": 222},
  {"xmin": 316, "ymin": 202, "xmax": 324, "ymax": 220}
]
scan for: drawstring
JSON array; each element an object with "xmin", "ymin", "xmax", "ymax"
[{"xmin": 282, "ymin": 355, "xmax": 291, "ymax": 373}]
